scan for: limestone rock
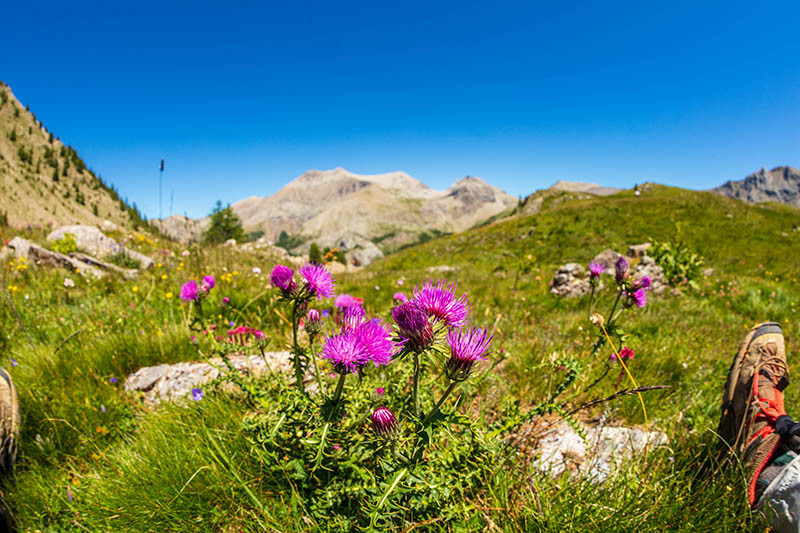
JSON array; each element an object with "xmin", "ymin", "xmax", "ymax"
[
  {"xmin": 6, "ymin": 237, "xmax": 103, "ymax": 278},
  {"xmin": 550, "ymin": 263, "xmax": 594, "ymax": 297},
  {"xmin": 532, "ymin": 421, "xmax": 668, "ymax": 481},
  {"xmin": 627, "ymin": 243, "xmax": 651, "ymax": 258},
  {"xmin": 124, "ymin": 352, "xmax": 294, "ymax": 404},
  {"xmin": 591, "ymin": 249, "xmax": 625, "ymax": 271},
  {"xmin": 46, "ymin": 225, "xmax": 153, "ymax": 269},
  {"xmin": 631, "ymin": 256, "xmax": 667, "ymax": 296}
]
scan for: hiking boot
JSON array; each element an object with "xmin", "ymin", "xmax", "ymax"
[
  {"xmin": 0, "ymin": 367, "xmax": 19, "ymax": 475},
  {"xmin": 716, "ymin": 322, "xmax": 788, "ymax": 504}
]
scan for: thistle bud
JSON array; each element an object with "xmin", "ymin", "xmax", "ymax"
[
  {"xmin": 305, "ymin": 308, "xmax": 323, "ymax": 336},
  {"xmin": 370, "ymin": 406, "xmax": 398, "ymax": 437},
  {"xmin": 614, "ymin": 256, "xmax": 629, "ymax": 283}
]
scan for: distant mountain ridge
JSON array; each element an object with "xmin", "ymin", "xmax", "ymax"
[
  {"xmin": 712, "ymin": 166, "xmax": 800, "ymax": 208},
  {"xmin": 157, "ymin": 167, "xmax": 517, "ymax": 264}
]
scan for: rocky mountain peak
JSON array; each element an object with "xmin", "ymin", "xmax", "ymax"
[{"xmin": 712, "ymin": 166, "xmax": 800, "ymax": 208}]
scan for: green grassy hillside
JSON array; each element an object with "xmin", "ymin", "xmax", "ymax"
[{"xmin": 2, "ymin": 185, "xmax": 798, "ymax": 530}]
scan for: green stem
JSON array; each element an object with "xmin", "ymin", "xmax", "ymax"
[
  {"xmin": 421, "ymin": 380, "xmax": 458, "ymax": 427},
  {"xmin": 291, "ymin": 301, "xmax": 303, "ymax": 392},
  {"xmin": 330, "ymin": 372, "xmax": 346, "ymax": 407},
  {"xmin": 308, "ymin": 335, "xmax": 325, "ymax": 397},
  {"xmin": 412, "ymin": 352, "xmax": 421, "ymax": 418},
  {"xmin": 587, "ymin": 281, "xmax": 596, "ymax": 321},
  {"xmin": 606, "ymin": 288, "xmax": 623, "ymax": 327}
]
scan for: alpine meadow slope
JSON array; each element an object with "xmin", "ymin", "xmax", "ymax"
[{"xmin": 0, "ymin": 82, "xmax": 146, "ymax": 230}]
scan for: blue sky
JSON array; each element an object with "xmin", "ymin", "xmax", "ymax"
[{"xmin": 2, "ymin": 1, "xmax": 798, "ymax": 219}]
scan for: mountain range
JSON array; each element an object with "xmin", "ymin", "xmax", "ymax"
[{"xmin": 712, "ymin": 166, "xmax": 800, "ymax": 208}]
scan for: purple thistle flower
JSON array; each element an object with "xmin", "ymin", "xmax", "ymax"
[
  {"xmin": 412, "ymin": 279, "xmax": 470, "ymax": 328},
  {"xmin": 342, "ymin": 303, "xmax": 365, "ymax": 330},
  {"xmin": 191, "ymin": 388, "xmax": 204, "ymax": 401},
  {"xmin": 298, "ymin": 263, "xmax": 335, "ymax": 299},
  {"xmin": 370, "ymin": 406, "xmax": 398, "ymax": 437},
  {"xmin": 270, "ymin": 265, "xmax": 295, "ymax": 292},
  {"xmin": 630, "ymin": 288, "xmax": 647, "ymax": 308},
  {"xmin": 354, "ymin": 320, "xmax": 395, "ymax": 367},
  {"xmin": 321, "ymin": 320, "xmax": 394, "ymax": 373},
  {"xmin": 376, "ymin": 386, "xmax": 385, "ymax": 396},
  {"xmin": 222, "ymin": 296, "xmax": 231, "ymax": 304},
  {"xmin": 392, "ymin": 301, "xmax": 434, "ymax": 352},
  {"xmin": 201, "ymin": 275, "xmax": 216, "ymax": 292},
  {"xmin": 589, "ymin": 262, "xmax": 606, "ymax": 278},
  {"xmin": 393, "ymin": 291, "xmax": 408, "ymax": 304},
  {"xmin": 180, "ymin": 280, "xmax": 200, "ymax": 302},
  {"xmin": 335, "ymin": 293, "xmax": 362, "ymax": 310},
  {"xmin": 615, "ymin": 256, "xmax": 630, "ymax": 283},
  {"xmin": 307, "ymin": 309, "xmax": 321, "ymax": 323},
  {"xmin": 633, "ymin": 276, "xmax": 652, "ymax": 290},
  {"xmin": 445, "ymin": 327, "xmax": 493, "ymax": 381}
]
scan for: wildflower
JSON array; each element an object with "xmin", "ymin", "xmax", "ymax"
[
  {"xmin": 335, "ymin": 293, "xmax": 363, "ymax": 310},
  {"xmin": 632, "ymin": 276, "xmax": 652, "ymax": 290},
  {"xmin": 370, "ymin": 406, "xmax": 398, "ymax": 437},
  {"xmin": 322, "ymin": 309, "xmax": 330, "ymax": 318},
  {"xmin": 321, "ymin": 320, "xmax": 394, "ymax": 373},
  {"xmin": 615, "ymin": 256, "xmax": 629, "ymax": 283},
  {"xmin": 588, "ymin": 262, "xmax": 606, "ymax": 278},
  {"xmin": 228, "ymin": 320, "xmax": 235, "ymax": 327},
  {"xmin": 180, "ymin": 280, "xmax": 200, "ymax": 301},
  {"xmin": 100, "ymin": 404, "xmax": 106, "ymax": 414},
  {"xmin": 67, "ymin": 486, "xmax": 73, "ymax": 501},
  {"xmin": 629, "ymin": 288, "xmax": 647, "ymax": 308},
  {"xmin": 226, "ymin": 326, "xmax": 266, "ymax": 346},
  {"xmin": 165, "ymin": 292, "xmax": 174, "ymax": 300},
  {"xmin": 610, "ymin": 347, "xmax": 634, "ymax": 362},
  {"xmin": 63, "ymin": 277, "xmax": 75, "ymax": 288},
  {"xmin": 201, "ymin": 275, "xmax": 216, "ymax": 293},
  {"xmin": 10, "ymin": 358, "xmax": 17, "ymax": 367},
  {"xmin": 181, "ymin": 250, "xmax": 191, "ymax": 256},
  {"xmin": 392, "ymin": 301, "xmax": 434, "ymax": 352},
  {"xmin": 332, "ymin": 444, "xmax": 341, "ymax": 450},
  {"xmin": 307, "ymin": 309, "xmax": 321, "ymax": 323},
  {"xmin": 397, "ymin": 279, "xmax": 404, "ymax": 286},
  {"xmin": 252, "ymin": 267, "xmax": 262, "ymax": 275},
  {"xmin": 393, "ymin": 291, "xmax": 408, "ymax": 304},
  {"xmin": 161, "ymin": 274, "xmax": 168, "ymax": 281},
  {"xmin": 342, "ymin": 303, "xmax": 365, "ymax": 330},
  {"xmin": 412, "ymin": 279, "xmax": 470, "ymax": 328},
  {"xmin": 222, "ymin": 296, "xmax": 230, "ymax": 304},
  {"xmin": 589, "ymin": 312, "xmax": 605, "ymax": 327},
  {"xmin": 270, "ymin": 264, "xmax": 295, "ymax": 292},
  {"xmin": 109, "ymin": 376, "xmax": 117, "ymax": 384},
  {"xmin": 445, "ymin": 327, "xmax": 492, "ymax": 381},
  {"xmin": 191, "ymin": 388, "xmax": 204, "ymax": 401},
  {"xmin": 132, "ymin": 286, "xmax": 138, "ymax": 293},
  {"xmin": 376, "ymin": 386, "xmax": 385, "ymax": 396},
  {"xmin": 298, "ymin": 263, "xmax": 335, "ymax": 299}
]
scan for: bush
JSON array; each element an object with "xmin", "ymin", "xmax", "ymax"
[
  {"xmin": 309, "ymin": 242, "xmax": 322, "ymax": 263},
  {"xmin": 650, "ymin": 240, "xmax": 705, "ymax": 289},
  {"xmin": 204, "ymin": 201, "xmax": 246, "ymax": 245}
]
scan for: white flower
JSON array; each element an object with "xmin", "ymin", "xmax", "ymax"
[
  {"xmin": 64, "ymin": 278, "xmax": 75, "ymax": 288},
  {"xmin": 181, "ymin": 250, "xmax": 191, "ymax": 257},
  {"xmin": 252, "ymin": 267, "xmax": 262, "ymax": 275}
]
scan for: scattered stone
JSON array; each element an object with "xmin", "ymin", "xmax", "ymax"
[
  {"xmin": 627, "ymin": 243, "xmax": 651, "ymax": 258},
  {"xmin": 427, "ymin": 265, "xmax": 456, "ymax": 273},
  {"xmin": 550, "ymin": 263, "xmax": 594, "ymax": 297},
  {"xmin": 5, "ymin": 237, "xmax": 103, "ymax": 278},
  {"xmin": 532, "ymin": 421, "xmax": 668, "ymax": 481},
  {"xmin": 101, "ymin": 220, "xmax": 119, "ymax": 232},
  {"xmin": 703, "ymin": 267, "xmax": 714, "ymax": 277},
  {"xmin": 124, "ymin": 352, "xmax": 295, "ymax": 404},
  {"xmin": 69, "ymin": 252, "xmax": 139, "ymax": 280},
  {"xmin": 631, "ymin": 256, "xmax": 667, "ymax": 296},
  {"xmin": 224, "ymin": 238, "xmax": 238, "ymax": 247},
  {"xmin": 591, "ymin": 249, "xmax": 626, "ymax": 271}
]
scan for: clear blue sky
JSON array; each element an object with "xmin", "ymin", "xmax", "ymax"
[{"xmin": 2, "ymin": 1, "xmax": 798, "ymax": 219}]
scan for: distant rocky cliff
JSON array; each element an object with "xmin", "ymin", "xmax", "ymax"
[{"xmin": 712, "ymin": 166, "xmax": 800, "ymax": 208}]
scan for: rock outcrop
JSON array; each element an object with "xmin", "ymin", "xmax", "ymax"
[
  {"xmin": 46, "ymin": 225, "xmax": 153, "ymax": 269},
  {"xmin": 712, "ymin": 166, "xmax": 800, "ymax": 208}
]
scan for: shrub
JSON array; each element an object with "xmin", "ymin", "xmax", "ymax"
[
  {"xmin": 309, "ymin": 242, "xmax": 322, "ymax": 263},
  {"xmin": 650, "ymin": 240, "xmax": 705, "ymax": 289}
]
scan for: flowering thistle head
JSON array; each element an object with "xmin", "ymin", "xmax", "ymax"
[
  {"xmin": 335, "ymin": 293, "xmax": 363, "ymax": 310},
  {"xmin": 445, "ymin": 327, "xmax": 493, "ymax": 381},
  {"xmin": 201, "ymin": 275, "xmax": 216, "ymax": 293},
  {"xmin": 412, "ymin": 278, "xmax": 470, "ymax": 328},
  {"xmin": 610, "ymin": 347, "xmax": 634, "ymax": 362},
  {"xmin": 614, "ymin": 256, "xmax": 630, "ymax": 283},
  {"xmin": 270, "ymin": 265, "xmax": 295, "ymax": 293},
  {"xmin": 342, "ymin": 303, "xmax": 365, "ymax": 330},
  {"xmin": 393, "ymin": 292, "xmax": 408, "ymax": 304},
  {"xmin": 321, "ymin": 319, "xmax": 394, "ymax": 373},
  {"xmin": 180, "ymin": 280, "xmax": 200, "ymax": 302},
  {"xmin": 588, "ymin": 262, "xmax": 606, "ymax": 278},
  {"xmin": 628, "ymin": 288, "xmax": 647, "ymax": 308},
  {"xmin": 632, "ymin": 276, "xmax": 652, "ymax": 290},
  {"xmin": 307, "ymin": 308, "xmax": 321, "ymax": 323},
  {"xmin": 222, "ymin": 296, "xmax": 231, "ymax": 305},
  {"xmin": 306, "ymin": 308, "xmax": 323, "ymax": 336},
  {"xmin": 370, "ymin": 406, "xmax": 398, "ymax": 437},
  {"xmin": 298, "ymin": 263, "xmax": 335, "ymax": 299},
  {"xmin": 392, "ymin": 301, "xmax": 434, "ymax": 352}
]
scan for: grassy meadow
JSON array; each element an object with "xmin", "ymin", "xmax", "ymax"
[{"xmin": 2, "ymin": 184, "xmax": 800, "ymax": 531}]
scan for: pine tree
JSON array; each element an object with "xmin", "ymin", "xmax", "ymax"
[
  {"xmin": 204, "ymin": 201, "xmax": 246, "ymax": 244},
  {"xmin": 309, "ymin": 242, "xmax": 322, "ymax": 263}
]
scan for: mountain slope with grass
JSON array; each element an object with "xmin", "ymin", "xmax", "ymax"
[
  {"xmin": 0, "ymin": 82, "xmax": 145, "ymax": 229},
  {"xmin": 4, "ymin": 183, "xmax": 800, "ymax": 530}
]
